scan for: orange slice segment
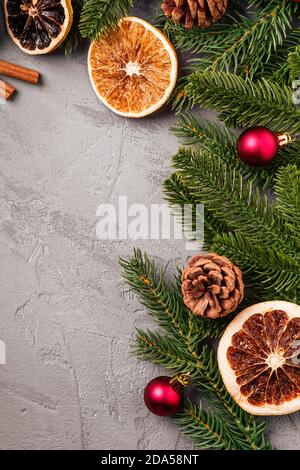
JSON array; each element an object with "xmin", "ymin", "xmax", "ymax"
[
  {"xmin": 88, "ymin": 17, "xmax": 178, "ymax": 118},
  {"xmin": 4, "ymin": 0, "xmax": 73, "ymax": 55},
  {"xmin": 218, "ymin": 301, "xmax": 300, "ymax": 416}
]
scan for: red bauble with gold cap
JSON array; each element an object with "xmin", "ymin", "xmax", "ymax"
[
  {"xmin": 237, "ymin": 126, "xmax": 290, "ymax": 167},
  {"xmin": 144, "ymin": 374, "xmax": 191, "ymax": 417}
]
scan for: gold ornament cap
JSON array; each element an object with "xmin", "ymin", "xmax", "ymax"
[
  {"xmin": 276, "ymin": 133, "xmax": 293, "ymax": 147},
  {"xmin": 169, "ymin": 373, "xmax": 191, "ymax": 392}
]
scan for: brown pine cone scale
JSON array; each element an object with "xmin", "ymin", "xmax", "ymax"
[
  {"xmin": 182, "ymin": 253, "xmax": 244, "ymax": 318},
  {"xmin": 162, "ymin": 0, "xmax": 229, "ymax": 30}
]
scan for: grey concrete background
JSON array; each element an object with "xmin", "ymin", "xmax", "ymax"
[{"xmin": 1, "ymin": 0, "xmax": 299, "ymax": 450}]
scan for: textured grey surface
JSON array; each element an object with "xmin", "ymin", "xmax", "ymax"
[{"xmin": 1, "ymin": 0, "xmax": 300, "ymax": 451}]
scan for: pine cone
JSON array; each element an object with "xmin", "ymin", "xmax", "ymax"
[
  {"xmin": 181, "ymin": 253, "xmax": 244, "ymax": 318},
  {"xmin": 162, "ymin": 0, "xmax": 228, "ymax": 29}
]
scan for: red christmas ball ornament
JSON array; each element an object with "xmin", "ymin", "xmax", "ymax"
[
  {"xmin": 236, "ymin": 126, "xmax": 290, "ymax": 167},
  {"xmin": 144, "ymin": 374, "xmax": 190, "ymax": 417}
]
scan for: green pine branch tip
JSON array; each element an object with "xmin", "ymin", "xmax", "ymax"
[
  {"xmin": 120, "ymin": 250, "xmax": 273, "ymax": 450},
  {"xmin": 184, "ymin": 71, "xmax": 300, "ymax": 133},
  {"xmin": 79, "ymin": 0, "xmax": 134, "ymax": 40}
]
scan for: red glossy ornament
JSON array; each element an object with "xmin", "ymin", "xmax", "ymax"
[
  {"xmin": 144, "ymin": 376, "xmax": 182, "ymax": 416},
  {"xmin": 236, "ymin": 126, "xmax": 283, "ymax": 167}
]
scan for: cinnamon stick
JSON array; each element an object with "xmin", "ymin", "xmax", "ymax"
[
  {"xmin": 0, "ymin": 60, "xmax": 39, "ymax": 84},
  {"xmin": 0, "ymin": 80, "xmax": 16, "ymax": 100}
]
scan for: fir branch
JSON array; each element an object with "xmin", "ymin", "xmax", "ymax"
[
  {"xmin": 121, "ymin": 250, "xmax": 272, "ymax": 450},
  {"xmin": 163, "ymin": 1, "xmax": 300, "ymax": 80},
  {"xmin": 274, "ymin": 165, "xmax": 300, "ymax": 246},
  {"xmin": 188, "ymin": 350, "xmax": 271, "ymax": 451},
  {"xmin": 120, "ymin": 249, "xmax": 227, "ymax": 344},
  {"xmin": 64, "ymin": 0, "xmax": 84, "ymax": 55},
  {"xmin": 170, "ymin": 114, "xmax": 298, "ymax": 186},
  {"xmin": 161, "ymin": 18, "xmax": 244, "ymax": 56},
  {"xmin": 256, "ymin": 30, "xmax": 300, "ymax": 84},
  {"xmin": 134, "ymin": 331, "xmax": 247, "ymax": 449},
  {"xmin": 184, "ymin": 71, "xmax": 300, "ymax": 133},
  {"xmin": 171, "ymin": 77, "xmax": 191, "ymax": 113},
  {"xmin": 163, "ymin": 173, "xmax": 225, "ymax": 247},
  {"xmin": 176, "ymin": 402, "xmax": 234, "ymax": 450},
  {"xmin": 205, "ymin": 1, "xmax": 296, "ymax": 78},
  {"xmin": 171, "ymin": 146, "xmax": 297, "ymax": 259},
  {"xmin": 134, "ymin": 325, "xmax": 269, "ymax": 450},
  {"xmin": 278, "ymin": 139, "xmax": 300, "ymax": 168},
  {"xmin": 171, "ymin": 113, "xmax": 237, "ymax": 149},
  {"xmin": 211, "ymin": 232, "xmax": 300, "ymax": 302},
  {"xmin": 134, "ymin": 329, "xmax": 195, "ymax": 373},
  {"xmin": 163, "ymin": 174, "xmax": 299, "ymax": 302},
  {"xmin": 288, "ymin": 45, "xmax": 300, "ymax": 81},
  {"xmin": 135, "ymin": 330, "xmax": 258, "ymax": 449},
  {"xmin": 79, "ymin": 0, "xmax": 134, "ymax": 40},
  {"xmin": 120, "ymin": 249, "xmax": 190, "ymax": 343}
]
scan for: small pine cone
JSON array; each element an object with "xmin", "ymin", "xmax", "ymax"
[
  {"xmin": 181, "ymin": 253, "xmax": 244, "ymax": 319},
  {"xmin": 161, "ymin": 0, "xmax": 229, "ymax": 29}
]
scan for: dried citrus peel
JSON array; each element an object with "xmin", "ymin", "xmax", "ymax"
[
  {"xmin": 4, "ymin": 0, "xmax": 73, "ymax": 55},
  {"xmin": 88, "ymin": 17, "xmax": 178, "ymax": 118},
  {"xmin": 218, "ymin": 301, "xmax": 300, "ymax": 415}
]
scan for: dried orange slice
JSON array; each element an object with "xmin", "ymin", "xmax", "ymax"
[
  {"xmin": 88, "ymin": 17, "xmax": 178, "ymax": 118},
  {"xmin": 218, "ymin": 301, "xmax": 300, "ymax": 416},
  {"xmin": 4, "ymin": 0, "xmax": 73, "ymax": 55}
]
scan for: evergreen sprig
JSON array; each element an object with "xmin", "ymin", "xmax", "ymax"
[
  {"xmin": 163, "ymin": 147, "xmax": 300, "ymax": 301},
  {"xmin": 171, "ymin": 148, "xmax": 296, "ymax": 256},
  {"xmin": 120, "ymin": 249, "xmax": 272, "ymax": 450},
  {"xmin": 163, "ymin": 173, "xmax": 227, "ymax": 248},
  {"xmin": 64, "ymin": 0, "xmax": 84, "ymax": 55},
  {"xmin": 202, "ymin": 2, "xmax": 296, "ymax": 78},
  {"xmin": 180, "ymin": 71, "xmax": 300, "ymax": 133},
  {"xmin": 120, "ymin": 249, "xmax": 228, "ymax": 342},
  {"xmin": 257, "ymin": 31, "xmax": 300, "ymax": 84},
  {"xmin": 161, "ymin": 18, "xmax": 243, "ymax": 56},
  {"xmin": 288, "ymin": 45, "xmax": 300, "ymax": 81},
  {"xmin": 79, "ymin": 0, "xmax": 134, "ymax": 40},
  {"xmin": 175, "ymin": 402, "xmax": 234, "ymax": 450},
  {"xmin": 211, "ymin": 233, "xmax": 300, "ymax": 303},
  {"xmin": 274, "ymin": 165, "xmax": 300, "ymax": 246},
  {"xmin": 171, "ymin": 114, "xmax": 300, "ymax": 186},
  {"xmin": 161, "ymin": 0, "xmax": 300, "ymax": 81}
]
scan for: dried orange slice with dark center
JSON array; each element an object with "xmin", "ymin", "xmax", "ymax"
[
  {"xmin": 218, "ymin": 301, "xmax": 300, "ymax": 415},
  {"xmin": 88, "ymin": 17, "xmax": 178, "ymax": 118},
  {"xmin": 4, "ymin": 0, "xmax": 73, "ymax": 55}
]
